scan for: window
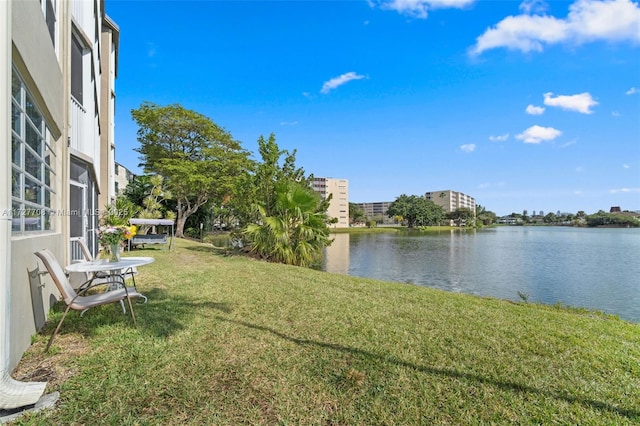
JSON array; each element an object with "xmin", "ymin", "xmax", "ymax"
[
  {"xmin": 11, "ymin": 68, "xmax": 56, "ymax": 232},
  {"xmin": 71, "ymin": 35, "xmax": 84, "ymax": 104},
  {"xmin": 45, "ymin": 0, "xmax": 56, "ymax": 45},
  {"xmin": 39, "ymin": 0, "xmax": 57, "ymax": 48}
]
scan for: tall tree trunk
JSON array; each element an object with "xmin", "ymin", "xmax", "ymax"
[
  {"xmin": 175, "ymin": 214, "xmax": 187, "ymax": 238},
  {"xmin": 175, "ymin": 196, "xmax": 207, "ymax": 238}
]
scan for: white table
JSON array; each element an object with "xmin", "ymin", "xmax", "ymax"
[
  {"xmin": 65, "ymin": 257, "xmax": 154, "ymax": 311},
  {"xmin": 65, "ymin": 257, "xmax": 155, "ymax": 275}
]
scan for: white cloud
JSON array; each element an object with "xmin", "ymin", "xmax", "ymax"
[
  {"xmin": 489, "ymin": 133, "xmax": 509, "ymax": 141},
  {"xmin": 472, "ymin": 15, "xmax": 569, "ymax": 54},
  {"xmin": 320, "ymin": 72, "xmax": 366, "ymax": 94},
  {"xmin": 478, "ymin": 183, "xmax": 490, "ymax": 189},
  {"xmin": 526, "ymin": 104, "xmax": 546, "ymax": 115},
  {"xmin": 460, "ymin": 143, "xmax": 476, "ymax": 152},
  {"xmin": 471, "ymin": 0, "xmax": 640, "ymax": 55},
  {"xmin": 623, "ymin": 164, "xmax": 631, "ymax": 168},
  {"xmin": 575, "ymin": 166, "xmax": 584, "ymax": 172},
  {"xmin": 279, "ymin": 121, "xmax": 299, "ymax": 126},
  {"xmin": 559, "ymin": 139, "xmax": 577, "ymax": 148},
  {"xmin": 516, "ymin": 125, "xmax": 562, "ymax": 143},
  {"xmin": 611, "ymin": 111, "xmax": 621, "ymax": 117},
  {"xmin": 370, "ymin": 0, "xmax": 474, "ymax": 19},
  {"xmin": 543, "ymin": 92, "xmax": 598, "ymax": 114},
  {"xmin": 610, "ymin": 187, "xmax": 640, "ymax": 194},
  {"xmin": 519, "ymin": 0, "xmax": 549, "ymax": 14},
  {"xmin": 627, "ymin": 87, "xmax": 640, "ymax": 95}
]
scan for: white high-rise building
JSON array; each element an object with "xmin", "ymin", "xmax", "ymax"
[
  {"xmin": 425, "ymin": 190, "xmax": 476, "ymax": 215},
  {"xmin": 312, "ymin": 177, "xmax": 349, "ymax": 228}
]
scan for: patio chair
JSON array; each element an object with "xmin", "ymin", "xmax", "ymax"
[{"xmin": 34, "ymin": 249, "xmax": 141, "ymax": 352}]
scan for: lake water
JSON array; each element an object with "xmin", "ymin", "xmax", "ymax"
[{"xmin": 321, "ymin": 226, "xmax": 640, "ymax": 323}]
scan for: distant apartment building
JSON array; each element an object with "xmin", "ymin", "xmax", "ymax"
[
  {"xmin": 312, "ymin": 177, "xmax": 349, "ymax": 228},
  {"xmin": 114, "ymin": 162, "xmax": 135, "ymax": 198},
  {"xmin": 425, "ymin": 190, "xmax": 476, "ymax": 215},
  {"xmin": 357, "ymin": 201, "xmax": 395, "ymax": 225}
]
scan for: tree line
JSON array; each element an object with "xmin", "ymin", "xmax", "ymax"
[
  {"xmin": 349, "ymin": 197, "xmax": 498, "ymax": 228},
  {"xmin": 506, "ymin": 210, "xmax": 639, "ymax": 227},
  {"xmin": 118, "ymin": 102, "xmax": 333, "ymax": 267}
]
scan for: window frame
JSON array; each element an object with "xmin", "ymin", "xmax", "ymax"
[
  {"xmin": 71, "ymin": 34, "xmax": 84, "ymax": 105},
  {"xmin": 11, "ymin": 67, "xmax": 57, "ymax": 233},
  {"xmin": 39, "ymin": 0, "xmax": 58, "ymax": 51}
]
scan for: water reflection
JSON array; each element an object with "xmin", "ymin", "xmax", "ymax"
[
  {"xmin": 324, "ymin": 233, "xmax": 350, "ymax": 275},
  {"xmin": 321, "ymin": 227, "xmax": 640, "ymax": 323}
]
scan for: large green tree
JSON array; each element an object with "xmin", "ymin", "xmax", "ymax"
[
  {"xmin": 236, "ymin": 134, "xmax": 334, "ymax": 266},
  {"xmin": 386, "ymin": 195, "xmax": 445, "ymax": 228},
  {"xmin": 253, "ymin": 133, "xmax": 309, "ymax": 216},
  {"xmin": 475, "ymin": 204, "xmax": 497, "ymax": 226},
  {"xmin": 448, "ymin": 207, "xmax": 475, "ymax": 227},
  {"xmin": 229, "ymin": 133, "xmax": 309, "ymax": 228},
  {"xmin": 131, "ymin": 102, "xmax": 250, "ymax": 237},
  {"xmin": 585, "ymin": 211, "xmax": 640, "ymax": 227},
  {"xmin": 349, "ymin": 202, "xmax": 365, "ymax": 225}
]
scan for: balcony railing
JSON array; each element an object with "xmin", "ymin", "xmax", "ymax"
[{"xmin": 69, "ymin": 237, "xmax": 85, "ymax": 263}]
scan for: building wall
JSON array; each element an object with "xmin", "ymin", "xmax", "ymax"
[
  {"xmin": 11, "ymin": 3, "xmax": 63, "ymax": 132},
  {"xmin": 6, "ymin": 0, "xmax": 117, "ymax": 371},
  {"xmin": 8, "ymin": 0, "xmax": 67, "ymax": 369},
  {"xmin": 99, "ymin": 16, "xmax": 118, "ymax": 208},
  {"xmin": 425, "ymin": 190, "xmax": 476, "ymax": 215},
  {"xmin": 357, "ymin": 201, "xmax": 395, "ymax": 225},
  {"xmin": 312, "ymin": 177, "xmax": 349, "ymax": 228},
  {"xmin": 114, "ymin": 162, "xmax": 134, "ymax": 196}
]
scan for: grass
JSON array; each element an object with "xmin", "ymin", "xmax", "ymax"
[{"xmin": 12, "ymin": 238, "xmax": 640, "ymax": 425}]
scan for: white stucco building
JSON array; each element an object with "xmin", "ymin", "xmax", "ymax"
[
  {"xmin": 312, "ymin": 177, "xmax": 349, "ymax": 228},
  {"xmin": 2, "ymin": 0, "xmax": 118, "ymax": 408},
  {"xmin": 425, "ymin": 190, "xmax": 476, "ymax": 215}
]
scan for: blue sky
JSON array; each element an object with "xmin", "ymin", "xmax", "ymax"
[{"xmin": 107, "ymin": 0, "xmax": 640, "ymax": 216}]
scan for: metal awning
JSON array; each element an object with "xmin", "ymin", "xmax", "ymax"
[
  {"xmin": 128, "ymin": 218, "xmax": 175, "ymax": 250},
  {"xmin": 129, "ymin": 218, "xmax": 175, "ymax": 226}
]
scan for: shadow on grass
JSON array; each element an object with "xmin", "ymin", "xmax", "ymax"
[
  {"xmin": 184, "ymin": 244, "xmax": 242, "ymax": 257},
  {"xmin": 41, "ymin": 288, "xmax": 233, "ymax": 346},
  {"xmin": 39, "ymin": 301, "xmax": 136, "ymax": 344},
  {"xmin": 137, "ymin": 288, "xmax": 232, "ymax": 338},
  {"xmin": 219, "ymin": 317, "xmax": 640, "ymax": 421}
]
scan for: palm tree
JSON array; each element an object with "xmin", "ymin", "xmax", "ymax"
[{"xmin": 243, "ymin": 182, "xmax": 332, "ymax": 267}]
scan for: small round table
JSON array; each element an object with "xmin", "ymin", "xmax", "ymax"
[{"xmin": 65, "ymin": 257, "xmax": 155, "ymax": 311}]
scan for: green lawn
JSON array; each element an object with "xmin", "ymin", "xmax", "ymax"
[{"xmin": 14, "ymin": 238, "xmax": 640, "ymax": 425}]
